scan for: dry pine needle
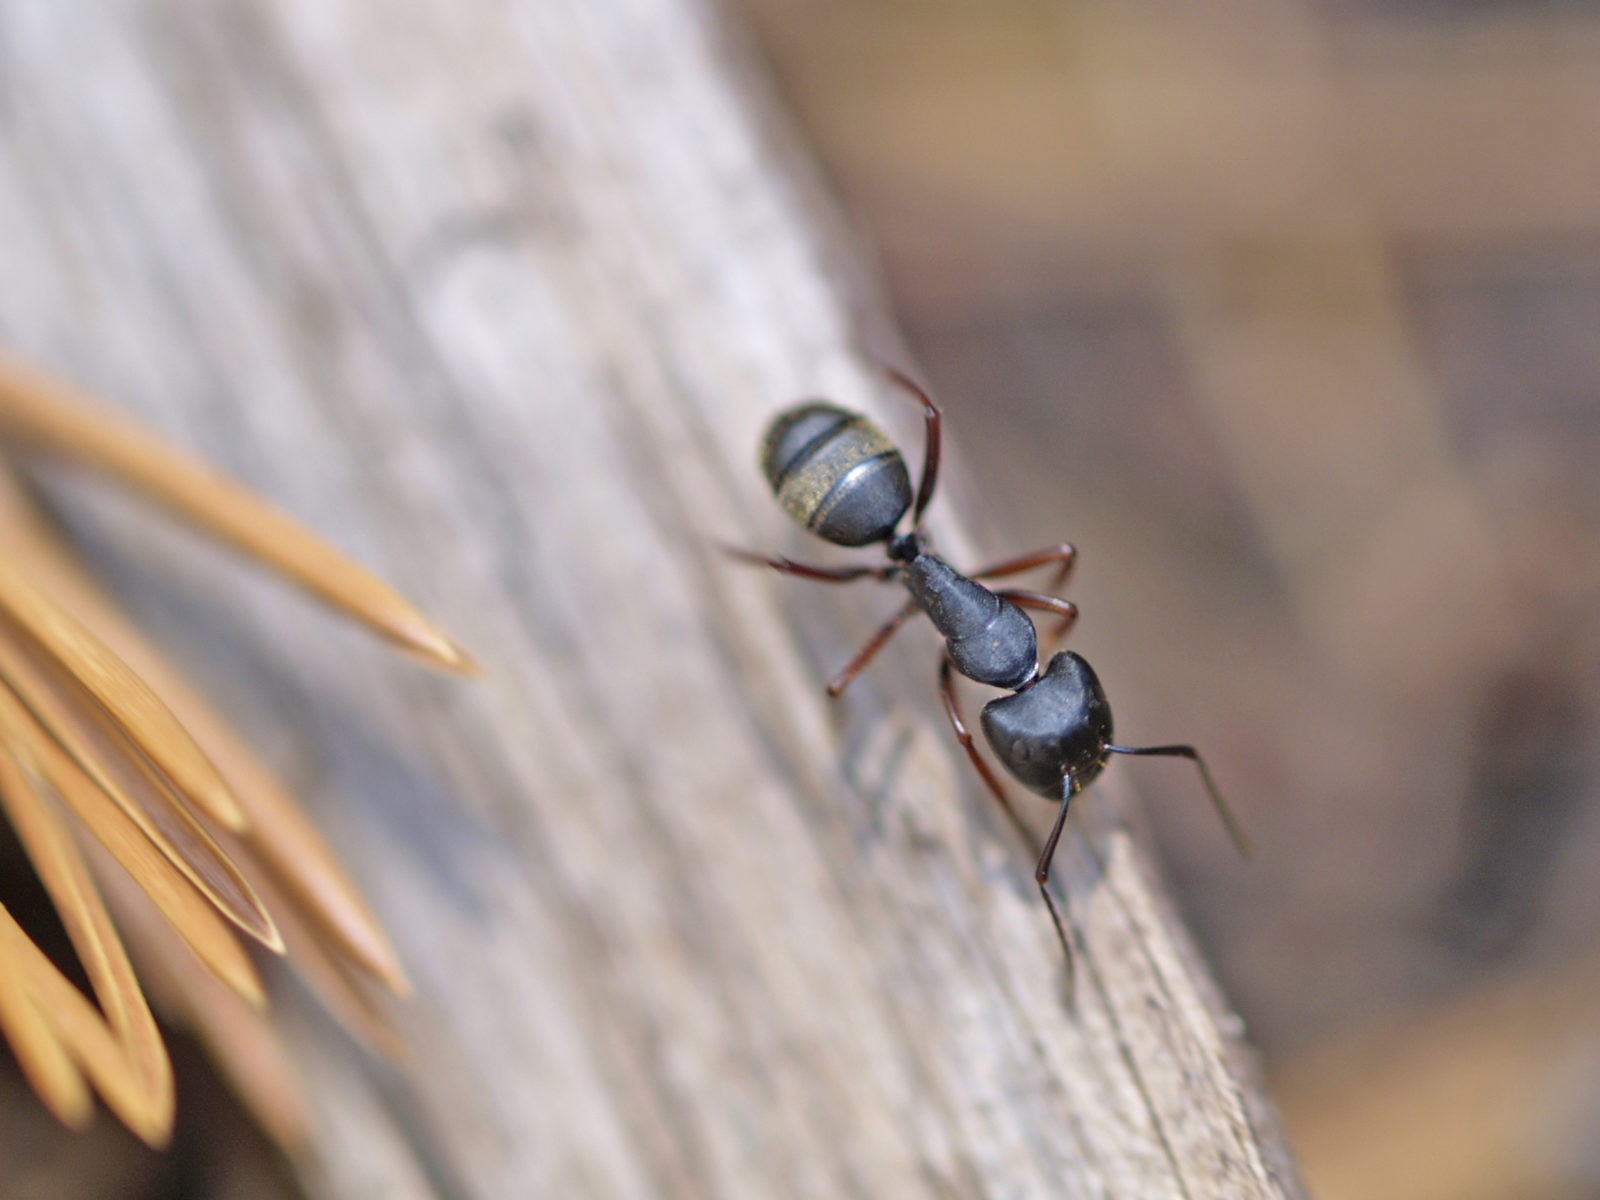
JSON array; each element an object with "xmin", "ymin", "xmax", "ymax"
[{"xmin": 0, "ymin": 351, "xmax": 471, "ymax": 1148}]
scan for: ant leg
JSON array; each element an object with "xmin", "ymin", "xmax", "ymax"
[
  {"xmin": 996, "ymin": 588, "xmax": 1079, "ymax": 647},
  {"xmin": 972, "ymin": 542, "xmax": 1078, "ymax": 597},
  {"xmin": 1106, "ymin": 743, "xmax": 1253, "ymax": 858},
  {"xmin": 827, "ymin": 602, "xmax": 919, "ymax": 697},
  {"xmin": 879, "ymin": 364, "xmax": 941, "ymax": 527},
  {"xmin": 722, "ymin": 545, "xmax": 893, "ymax": 585},
  {"xmin": 939, "ymin": 658, "xmax": 1076, "ymax": 978},
  {"xmin": 1034, "ymin": 797, "xmax": 1078, "ymax": 980},
  {"xmin": 938, "ymin": 659, "xmax": 1040, "ymax": 854}
]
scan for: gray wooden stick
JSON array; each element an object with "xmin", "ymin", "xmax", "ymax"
[{"xmin": 0, "ymin": 0, "xmax": 1304, "ymax": 1196}]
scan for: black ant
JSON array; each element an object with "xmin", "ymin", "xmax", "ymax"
[{"xmin": 728, "ymin": 367, "xmax": 1250, "ymax": 969}]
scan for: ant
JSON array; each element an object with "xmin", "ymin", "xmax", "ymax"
[{"xmin": 727, "ymin": 367, "xmax": 1250, "ymax": 969}]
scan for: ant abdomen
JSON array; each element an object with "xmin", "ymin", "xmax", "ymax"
[{"xmin": 760, "ymin": 402, "xmax": 912, "ymax": 547}]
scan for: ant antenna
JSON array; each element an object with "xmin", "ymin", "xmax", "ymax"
[{"xmin": 1105, "ymin": 744, "xmax": 1253, "ymax": 858}]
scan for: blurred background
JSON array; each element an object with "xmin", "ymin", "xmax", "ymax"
[
  {"xmin": 735, "ymin": 2, "xmax": 1600, "ymax": 1198},
  {"xmin": 4, "ymin": 3, "xmax": 1598, "ymax": 1197}
]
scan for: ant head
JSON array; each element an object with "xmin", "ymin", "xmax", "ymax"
[{"xmin": 980, "ymin": 652, "xmax": 1113, "ymax": 801}]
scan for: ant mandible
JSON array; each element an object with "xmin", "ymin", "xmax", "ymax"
[{"xmin": 728, "ymin": 366, "xmax": 1250, "ymax": 968}]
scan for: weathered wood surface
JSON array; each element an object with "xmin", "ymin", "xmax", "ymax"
[{"xmin": 0, "ymin": 1, "xmax": 1304, "ymax": 1197}]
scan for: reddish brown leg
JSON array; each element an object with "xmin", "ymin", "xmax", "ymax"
[
  {"xmin": 996, "ymin": 588, "xmax": 1079, "ymax": 646},
  {"xmin": 827, "ymin": 602, "xmax": 919, "ymax": 697},
  {"xmin": 972, "ymin": 542, "xmax": 1078, "ymax": 596},
  {"xmin": 937, "ymin": 658, "xmax": 1038, "ymax": 853},
  {"xmin": 938, "ymin": 659, "xmax": 1075, "ymax": 977},
  {"xmin": 879, "ymin": 364, "xmax": 941, "ymax": 527},
  {"xmin": 722, "ymin": 545, "xmax": 893, "ymax": 584}
]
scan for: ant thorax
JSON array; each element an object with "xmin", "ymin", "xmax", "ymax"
[{"xmin": 901, "ymin": 554, "xmax": 1038, "ymax": 691}]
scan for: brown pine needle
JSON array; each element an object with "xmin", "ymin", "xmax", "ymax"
[
  {"xmin": 0, "ymin": 351, "xmax": 477, "ymax": 1149},
  {"xmin": 0, "ymin": 906, "xmax": 93, "ymax": 1130},
  {"xmin": 0, "ymin": 900, "xmax": 175, "ymax": 1146},
  {"xmin": 0, "ymin": 489, "xmax": 407, "ymax": 991},
  {"xmin": 0, "ymin": 655, "xmax": 281, "ymax": 951},
  {"xmin": 202, "ymin": 738, "xmax": 411, "ymax": 995},
  {"xmin": 228, "ymin": 841, "xmax": 406, "ymax": 1059},
  {"xmin": 118, "ymin": 893, "xmax": 314, "ymax": 1154},
  {"xmin": 0, "ymin": 680, "xmax": 281, "ymax": 962},
  {"xmin": 45, "ymin": 676, "xmax": 283, "ymax": 952},
  {"xmin": 0, "ymin": 748, "xmax": 170, "ymax": 1100},
  {"xmin": 0, "ymin": 625, "xmax": 276, "ymax": 947},
  {"xmin": 0, "ymin": 351, "xmax": 475, "ymax": 673},
  {"xmin": 0, "ymin": 557, "xmax": 246, "ymax": 830},
  {"xmin": 88, "ymin": 835, "xmax": 267, "ymax": 1011}
]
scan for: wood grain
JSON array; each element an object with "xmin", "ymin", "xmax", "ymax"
[{"xmin": 0, "ymin": 0, "xmax": 1303, "ymax": 1195}]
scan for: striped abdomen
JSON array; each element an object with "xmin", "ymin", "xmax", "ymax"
[{"xmin": 760, "ymin": 403, "xmax": 912, "ymax": 547}]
